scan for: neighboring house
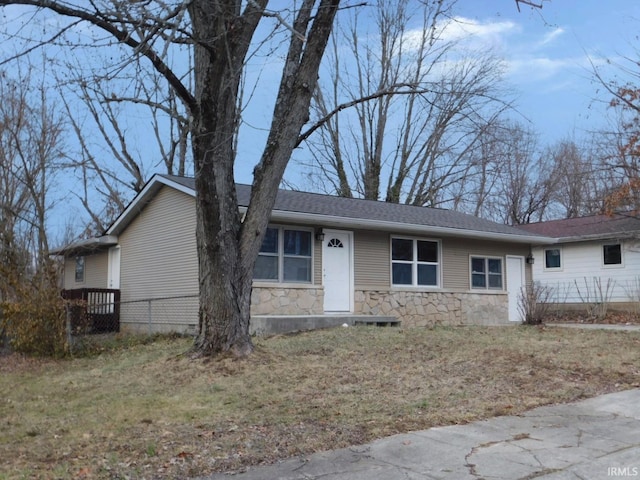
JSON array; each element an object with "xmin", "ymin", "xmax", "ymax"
[
  {"xmin": 51, "ymin": 174, "xmax": 552, "ymax": 334},
  {"xmin": 519, "ymin": 213, "xmax": 640, "ymax": 311}
]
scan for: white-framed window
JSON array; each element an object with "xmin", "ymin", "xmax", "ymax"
[
  {"xmin": 254, "ymin": 226, "xmax": 313, "ymax": 283},
  {"xmin": 470, "ymin": 256, "xmax": 503, "ymax": 290},
  {"xmin": 544, "ymin": 248, "xmax": 562, "ymax": 270},
  {"xmin": 391, "ymin": 237, "xmax": 439, "ymax": 287},
  {"xmin": 75, "ymin": 256, "xmax": 85, "ymax": 283},
  {"xmin": 603, "ymin": 243, "xmax": 622, "ymax": 266}
]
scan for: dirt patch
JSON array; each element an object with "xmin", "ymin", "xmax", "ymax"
[
  {"xmin": 546, "ymin": 310, "xmax": 640, "ymax": 325},
  {"xmin": 1, "ymin": 325, "xmax": 639, "ymax": 479}
]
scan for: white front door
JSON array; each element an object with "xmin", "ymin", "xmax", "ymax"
[
  {"xmin": 108, "ymin": 246, "xmax": 121, "ymax": 289},
  {"xmin": 506, "ymin": 255, "xmax": 525, "ymax": 322},
  {"xmin": 322, "ymin": 230, "xmax": 353, "ymax": 312}
]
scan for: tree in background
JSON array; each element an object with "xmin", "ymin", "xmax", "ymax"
[
  {"xmin": 0, "ymin": 69, "xmax": 66, "ymax": 354},
  {"xmin": 57, "ymin": 58, "xmax": 192, "ymax": 234},
  {"xmin": 460, "ymin": 121, "xmax": 555, "ymax": 225},
  {"xmin": 0, "ymin": 70, "xmax": 64, "ymax": 287},
  {"xmin": 592, "ymin": 44, "xmax": 640, "ymax": 212},
  {"xmin": 547, "ymin": 139, "xmax": 604, "ymax": 218},
  {"xmin": 304, "ymin": 0, "xmax": 510, "ymax": 208}
]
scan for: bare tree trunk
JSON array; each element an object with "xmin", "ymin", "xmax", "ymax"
[{"xmin": 188, "ymin": 0, "xmax": 339, "ymax": 356}]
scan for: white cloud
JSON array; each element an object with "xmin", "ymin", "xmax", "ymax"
[
  {"xmin": 396, "ymin": 16, "xmax": 519, "ymax": 54},
  {"xmin": 362, "ymin": 13, "xmax": 588, "ymax": 94},
  {"xmin": 438, "ymin": 16, "xmax": 520, "ymax": 47},
  {"xmin": 435, "ymin": 18, "xmax": 581, "ymax": 89},
  {"xmin": 537, "ymin": 27, "xmax": 565, "ymax": 47},
  {"xmin": 508, "ymin": 56, "xmax": 573, "ymax": 81}
]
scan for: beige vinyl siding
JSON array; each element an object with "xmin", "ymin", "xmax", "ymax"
[
  {"xmin": 119, "ymin": 186, "xmax": 198, "ymax": 301},
  {"xmin": 442, "ymin": 237, "xmax": 529, "ymax": 290},
  {"xmin": 63, "ymin": 251, "xmax": 109, "ymax": 289},
  {"xmin": 353, "ymin": 231, "xmax": 531, "ymax": 291},
  {"xmin": 118, "ymin": 188, "xmax": 321, "ymax": 303},
  {"xmin": 354, "ymin": 230, "xmax": 390, "ymax": 288}
]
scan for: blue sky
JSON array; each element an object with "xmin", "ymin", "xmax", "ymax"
[
  {"xmin": 456, "ymin": 0, "xmax": 640, "ymax": 143},
  {"xmin": 3, "ymin": 1, "xmax": 640, "ymax": 238}
]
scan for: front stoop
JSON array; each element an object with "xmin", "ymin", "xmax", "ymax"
[{"xmin": 250, "ymin": 314, "xmax": 400, "ymax": 336}]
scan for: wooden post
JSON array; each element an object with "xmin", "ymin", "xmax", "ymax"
[{"xmin": 65, "ymin": 302, "xmax": 73, "ymax": 355}]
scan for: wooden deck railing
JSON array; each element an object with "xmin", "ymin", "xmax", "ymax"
[{"xmin": 61, "ymin": 288, "xmax": 121, "ymax": 333}]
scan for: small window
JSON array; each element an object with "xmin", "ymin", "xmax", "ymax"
[
  {"xmin": 254, "ymin": 227, "xmax": 312, "ymax": 283},
  {"xmin": 391, "ymin": 238, "xmax": 439, "ymax": 287},
  {"xmin": 75, "ymin": 256, "xmax": 85, "ymax": 283},
  {"xmin": 603, "ymin": 243, "xmax": 622, "ymax": 266},
  {"xmin": 327, "ymin": 238, "xmax": 343, "ymax": 248},
  {"xmin": 470, "ymin": 257, "xmax": 503, "ymax": 290},
  {"xmin": 254, "ymin": 228, "xmax": 279, "ymax": 280},
  {"xmin": 283, "ymin": 229, "xmax": 312, "ymax": 282},
  {"xmin": 544, "ymin": 248, "xmax": 561, "ymax": 269}
]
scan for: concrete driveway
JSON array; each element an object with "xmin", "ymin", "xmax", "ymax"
[{"xmin": 198, "ymin": 388, "xmax": 640, "ymax": 480}]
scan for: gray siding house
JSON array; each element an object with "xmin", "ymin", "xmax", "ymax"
[{"xmin": 54, "ymin": 174, "xmax": 552, "ymax": 333}]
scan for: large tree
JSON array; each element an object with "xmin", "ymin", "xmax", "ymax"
[{"xmin": 0, "ymin": 0, "xmax": 340, "ymax": 357}]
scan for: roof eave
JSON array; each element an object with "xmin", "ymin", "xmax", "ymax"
[
  {"xmin": 555, "ymin": 231, "xmax": 640, "ymax": 243},
  {"xmin": 106, "ymin": 174, "xmax": 195, "ymax": 236},
  {"xmin": 49, "ymin": 235, "xmax": 119, "ymax": 256},
  {"xmin": 106, "ymin": 175, "xmax": 554, "ymax": 244},
  {"xmin": 268, "ymin": 210, "xmax": 555, "ymax": 244}
]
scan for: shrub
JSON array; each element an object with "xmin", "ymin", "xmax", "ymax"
[
  {"xmin": 0, "ymin": 267, "xmax": 68, "ymax": 357},
  {"xmin": 518, "ymin": 282, "xmax": 555, "ymax": 325},
  {"xmin": 574, "ymin": 277, "xmax": 615, "ymax": 321}
]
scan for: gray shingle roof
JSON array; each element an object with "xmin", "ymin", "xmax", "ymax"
[
  {"xmin": 162, "ymin": 174, "xmax": 542, "ymax": 239},
  {"xmin": 518, "ymin": 213, "xmax": 640, "ymax": 240}
]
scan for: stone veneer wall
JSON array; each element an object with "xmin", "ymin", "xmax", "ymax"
[
  {"xmin": 355, "ymin": 290, "xmax": 509, "ymax": 327},
  {"xmin": 251, "ymin": 286, "xmax": 324, "ymax": 315},
  {"xmin": 248, "ymin": 286, "xmax": 509, "ymax": 325}
]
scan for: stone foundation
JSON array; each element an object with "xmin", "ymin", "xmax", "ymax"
[
  {"xmin": 248, "ymin": 287, "xmax": 509, "ymax": 326},
  {"xmin": 355, "ymin": 290, "xmax": 509, "ymax": 327},
  {"xmin": 251, "ymin": 286, "xmax": 324, "ymax": 315}
]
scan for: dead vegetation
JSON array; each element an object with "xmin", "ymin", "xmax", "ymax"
[
  {"xmin": 1, "ymin": 325, "xmax": 639, "ymax": 479},
  {"xmin": 547, "ymin": 310, "xmax": 640, "ymax": 325}
]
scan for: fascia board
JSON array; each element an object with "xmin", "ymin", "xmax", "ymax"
[
  {"xmin": 555, "ymin": 231, "xmax": 640, "ymax": 243},
  {"xmin": 49, "ymin": 235, "xmax": 119, "ymax": 256},
  {"xmin": 268, "ymin": 210, "xmax": 556, "ymax": 244}
]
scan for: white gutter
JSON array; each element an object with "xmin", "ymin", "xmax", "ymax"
[
  {"xmin": 49, "ymin": 235, "xmax": 119, "ymax": 255},
  {"xmin": 555, "ymin": 232, "xmax": 640, "ymax": 243},
  {"xmin": 266, "ymin": 209, "xmax": 556, "ymax": 244}
]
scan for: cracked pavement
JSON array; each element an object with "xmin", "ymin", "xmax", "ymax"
[{"xmin": 196, "ymin": 389, "xmax": 640, "ymax": 480}]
